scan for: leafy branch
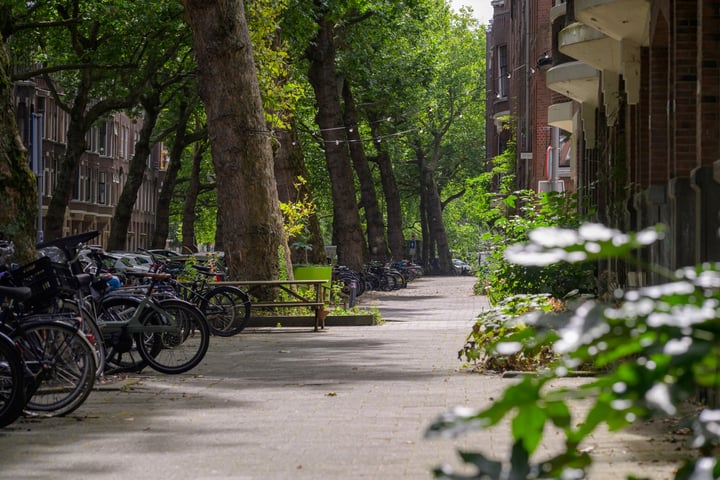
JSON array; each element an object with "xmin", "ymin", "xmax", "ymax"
[{"xmin": 428, "ymin": 223, "xmax": 720, "ymax": 479}]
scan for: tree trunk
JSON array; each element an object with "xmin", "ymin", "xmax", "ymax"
[
  {"xmin": 183, "ymin": 0, "xmax": 287, "ymax": 281},
  {"xmin": 151, "ymin": 99, "xmax": 196, "ymax": 249},
  {"xmin": 416, "ymin": 142, "xmax": 452, "ymax": 274},
  {"xmin": 0, "ymin": 46, "xmax": 36, "ymax": 261},
  {"xmin": 367, "ymin": 111, "xmax": 404, "ymax": 260},
  {"xmin": 107, "ymin": 95, "xmax": 161, "ymax": 251},
  {"xmin": 306, "ymin": 16, "xmax": 365, "ymax": 270},
  {"xmin": 214, "ymin": 203, "xmax": 224, "ymax": 252},
  {"xmin": 341, "ymin": 80, "xmax": 388, "ymax": 261},
  {"xmin": 274, "ymin": 123, "xmax": 326, "ymax": 265},
  {"xmin": 421, "ymin": 168, "xmax": 452, "ymax": 273},
  {"xmin": 181, "ymin": 143, "xmax": 204, "ymax": 254},
  {"xmin": 44, "ymin": 76, "xmax": 90, "ymax": 240}
]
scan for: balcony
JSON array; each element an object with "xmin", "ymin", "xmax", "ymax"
[
  {"xmin": 546, "ymin": 61, "xmax": 599, "ymax": 105},
  {"xmin": 546, "ymin": 62, "xmax": 599, "ymax": 146},
  {"xmin": 548, "ymin": 101, "xmax": 574, "ymax": 133},
  {"xmin": 559, "ymin": 22, "xmax": 620, "ymax": 73},
  {"xmin": 550, "ymin": 1, "xmax": 566, "ymax": 23},
  {"xmin": 575, "ymin": 0, "xmax": 651, "ymax": 46},
  {"xmin": 557, "ymin": 21, "xmax": 642, "ymax": 105}
]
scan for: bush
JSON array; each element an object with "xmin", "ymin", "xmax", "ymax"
[
  {"xmin": 428, "ymin": 223, "xmax": 720, "ymax": 479},
  {"xmin": 458, "ymin": 294, "xmax": 561, "ymax": 372},
  {"xmin": 479, "ymin": 190, "xmax": 596, "ymax": 304}
]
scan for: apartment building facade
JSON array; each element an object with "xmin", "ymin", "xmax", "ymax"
[
  {"xmin": 486, "ymin": 0, "xmax": 575, "ymax": 194},
  {"xmin": 487, "ymin": 0, "xmax": 720, "ymax": 290},
  {"xmin": 13, "ymin": 77, "xmax": 165, "ymax": 250}
]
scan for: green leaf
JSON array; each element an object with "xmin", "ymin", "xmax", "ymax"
[
  {"xmin": 512, "ymin": 404, "xmax": 547, "ymax": 454},
  {"xmin": 542, "ymin": 399, "xmax": 572, "ymax": 429}
]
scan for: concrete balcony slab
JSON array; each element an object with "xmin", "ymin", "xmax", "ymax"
[{"xmin": 576, "ymin": 0, "xmax": 650, "ymax": 45}]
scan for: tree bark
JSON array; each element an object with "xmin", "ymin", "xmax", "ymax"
[
  {"xmin": 367, "ymin": 111, "xmax": 404, "ymax": 261},
  {"xmin": 151, "ymin": 99, "xmax": 197, "ymax": 249},
  {"xmin": 0, "ymin": 45, "xmax": 36, "ymax": 261},
  {"xmin": 306, "ymin": 16, "xmax": 365, "ymax": 270},
  {"xmin": 181, "ymin": 143, "xmax": 204, "ymax": 254},
  {"xmin": 44, "ymin": 71, "xmax": 91, "ymax": 240},
  {"xmin": 341, "ymin": 80, "xmax": 388, "ymax": 261},
  {"xmin": 107, "ymin": 94, "xmax": 161, "ymax": 251},
  {"xmin": 274, "ymin": 123, "xmax": 326, "ymax": 265},
  {"xmin": 415, "ymin": 141, "xmax": 452, "ymax": 274},
  {"xmin": 183, "ymin": 0, "xmax": 287, "ymax": 281}
]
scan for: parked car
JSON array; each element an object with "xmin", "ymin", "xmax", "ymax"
[
  {"xmin": 452, "ymin": 259, "xmax": 473, "ymax": 275},
  {"xmin": 103, "ymin": 251, "xmax": 154, "ymax": 274},
  {"xmin": 146, "ymin": 249, "xmax": 186, "ymax": 259}
]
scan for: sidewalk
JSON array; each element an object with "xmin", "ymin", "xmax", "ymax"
[{"xmin": 0, "ymin": 276, "xmax": 687, "ymax": 479}]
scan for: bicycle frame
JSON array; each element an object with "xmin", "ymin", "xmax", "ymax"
[{"xmin": 97, "ymin": 275, "xmax": 189, "ymax": 336}]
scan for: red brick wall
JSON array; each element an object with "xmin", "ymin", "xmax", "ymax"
[
  {"xmin": 531, "ymin": 0, "xmax": 553, "ymax": 190},
  {"xmin": 673, "ymin": 0, "xmax": 698, "ymax": 177},
  {"xmin": 649, "ymin": 15, "xmax": 670, "ymax": 185},
  {"xmin": 697, "ymin": 0, "xmax": 720, "ymax": 166}
]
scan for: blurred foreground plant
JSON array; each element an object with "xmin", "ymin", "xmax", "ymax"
[{"xmin": 428, "ymin": 223, "xmax": 720, "ymax": 479}]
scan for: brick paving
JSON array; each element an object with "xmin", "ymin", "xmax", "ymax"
[{"xmin": 0, "ymin": 276, "xmax": 690, "ymax": 479}]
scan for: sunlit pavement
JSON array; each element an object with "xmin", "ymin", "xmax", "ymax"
[{"xmin": 0, "ymin": 276, "xmax": 687, "ymax": 479}]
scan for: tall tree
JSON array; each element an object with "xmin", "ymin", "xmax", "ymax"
[
  {"xmin": 107, "ymin": 92, "xmax": 162, "ymax": 251},
  {"xmin": 150, "ymin": 94, "xmax": 206, "ymax": 250},
  {"xmin": 274, "ymin": 123, "xmax": 327, "ymax": 265},
  {"xmin": 182, "ymin": 0, "xmax": 287, "ymax": 281},
  {"xmin": 341, "ymin": 80, "xmax": 389, "ymax": 260},
  {"xmin": 8, "ymin": 0, "xmax": 189, "ymax": 241},
  {"xmin": 367, "ymin": 110, "xmax": 405, "ymax": 259},
  {"xmin": 180, "ymin": 141, "xmax": 206, "ymax": 254},
  {"xmin": 0, "ymin": 27, "xmax": 36, "ymax": 261},
  {"xmin": 304, "ymin": 6, "xmax": 367, "ymax": 270}
]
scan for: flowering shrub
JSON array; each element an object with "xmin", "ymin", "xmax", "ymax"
[{"xmin": 428, "ymin": 223, "xmax": 720, "ymax": 479}]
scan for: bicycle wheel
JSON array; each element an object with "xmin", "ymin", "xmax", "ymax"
[
  {"xmin": 202, "ymin": 286, "xmax": 250, "ymax": 336},
  {"xmin": 57, "ymin": 300, "xmax": 106, "ymax": 377},
  {"xmin": 18, "ymin": 319, "xmax": 96, "ymax": 417},
  {"xmin": 136, "ymin": 299, "xmax": 209, "ymax": 374},
  {"xmin": 0, "ymin": 333, "xmax": 26, "ymax": 427},
  {"xmin": 97, "ymin": 295, "xmax": 151, "ymax": 374}
]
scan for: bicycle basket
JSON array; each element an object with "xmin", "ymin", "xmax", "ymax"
[{"xmin": 11, "ymin": 257, "xmax": 77, "ymax": 308}]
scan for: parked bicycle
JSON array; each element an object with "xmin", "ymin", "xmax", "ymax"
[
  {"xmin": 37, "ymin": 233, "xmax": 211, "ymax": 376},
  {"xmin": 0, "ymin": 243, "xmax": 97, "ymax": 422},
  {"xmin": 157, "ymin": 262, "xmax": 250, "ymax": 337}
]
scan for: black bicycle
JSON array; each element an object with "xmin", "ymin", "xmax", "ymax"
[{"xmin": 152, "ymin": 261, "xmax": 250, "ymax": 337}]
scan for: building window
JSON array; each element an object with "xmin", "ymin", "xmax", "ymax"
[
  {"xmin": 85, "ymin": 166, "xmax": 92, "ymax": 202},
  {"xmin": 72, "ymin": 167, "xmax": 80, "ymax": 200},
  {"xmin": 497, "ymin": 45, "xmax": 508, "ymax": 99},
  {"xmin": 99, "ymin": 121, "xmax": 107, "ymax": 155},
  {"xmin": 98, "ymin": 171, "xmax": 106, "ymax": 205}
]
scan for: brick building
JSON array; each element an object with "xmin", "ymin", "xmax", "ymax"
[
  {"xmin": 486, "ymin": 0, "xmax": 573, "ymax": 194},
  {"xmin": 13, "ymin": 77, "xmax": 165, "ymax": 250},
  {"xmin": 487, "ymin": 0, "xmax": 720, "ymax": 289}
]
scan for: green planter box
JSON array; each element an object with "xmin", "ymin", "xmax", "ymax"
[{"xmin": 292, "ymin": 265, "xmax": 332, "ymax": 287}]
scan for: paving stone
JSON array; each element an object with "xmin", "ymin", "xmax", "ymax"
[{"xmin": 0, "ymin": 276, "xmax": 689, "ymax": 479}]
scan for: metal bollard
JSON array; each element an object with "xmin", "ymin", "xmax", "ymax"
[{"xmin": 349, "ymin": 279, "xmax": 357, "ymax": 308}]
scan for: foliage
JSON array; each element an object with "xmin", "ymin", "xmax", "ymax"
[
  {"xmin": 491, "ymin": 137, "xmax": 516, "ymax": 194},
  {"xmin": 479, "ymin": 190, "xmax": 596, "ymax": 304},
  {"xmin": 326, "ymin": 305, "xmax": 383, "ymax": 324},
  {"xmin": 246, "ymin": 0, "xmax": 304, "ymax": 129},
  {"xmin": 427, "ymin": 223, "xmax": 720, "ymax": 479},
  {"xmin": 458, "ymin": 294, "xmax": 562, "ymax": 371},
  {"xmin": 279, "ymin": 176, "xmax": 317, "ymax": 262}
]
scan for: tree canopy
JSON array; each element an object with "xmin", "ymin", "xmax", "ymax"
[{"xmin": 3, "ymin": 0, "xmax": 489, "ymax": 276}]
